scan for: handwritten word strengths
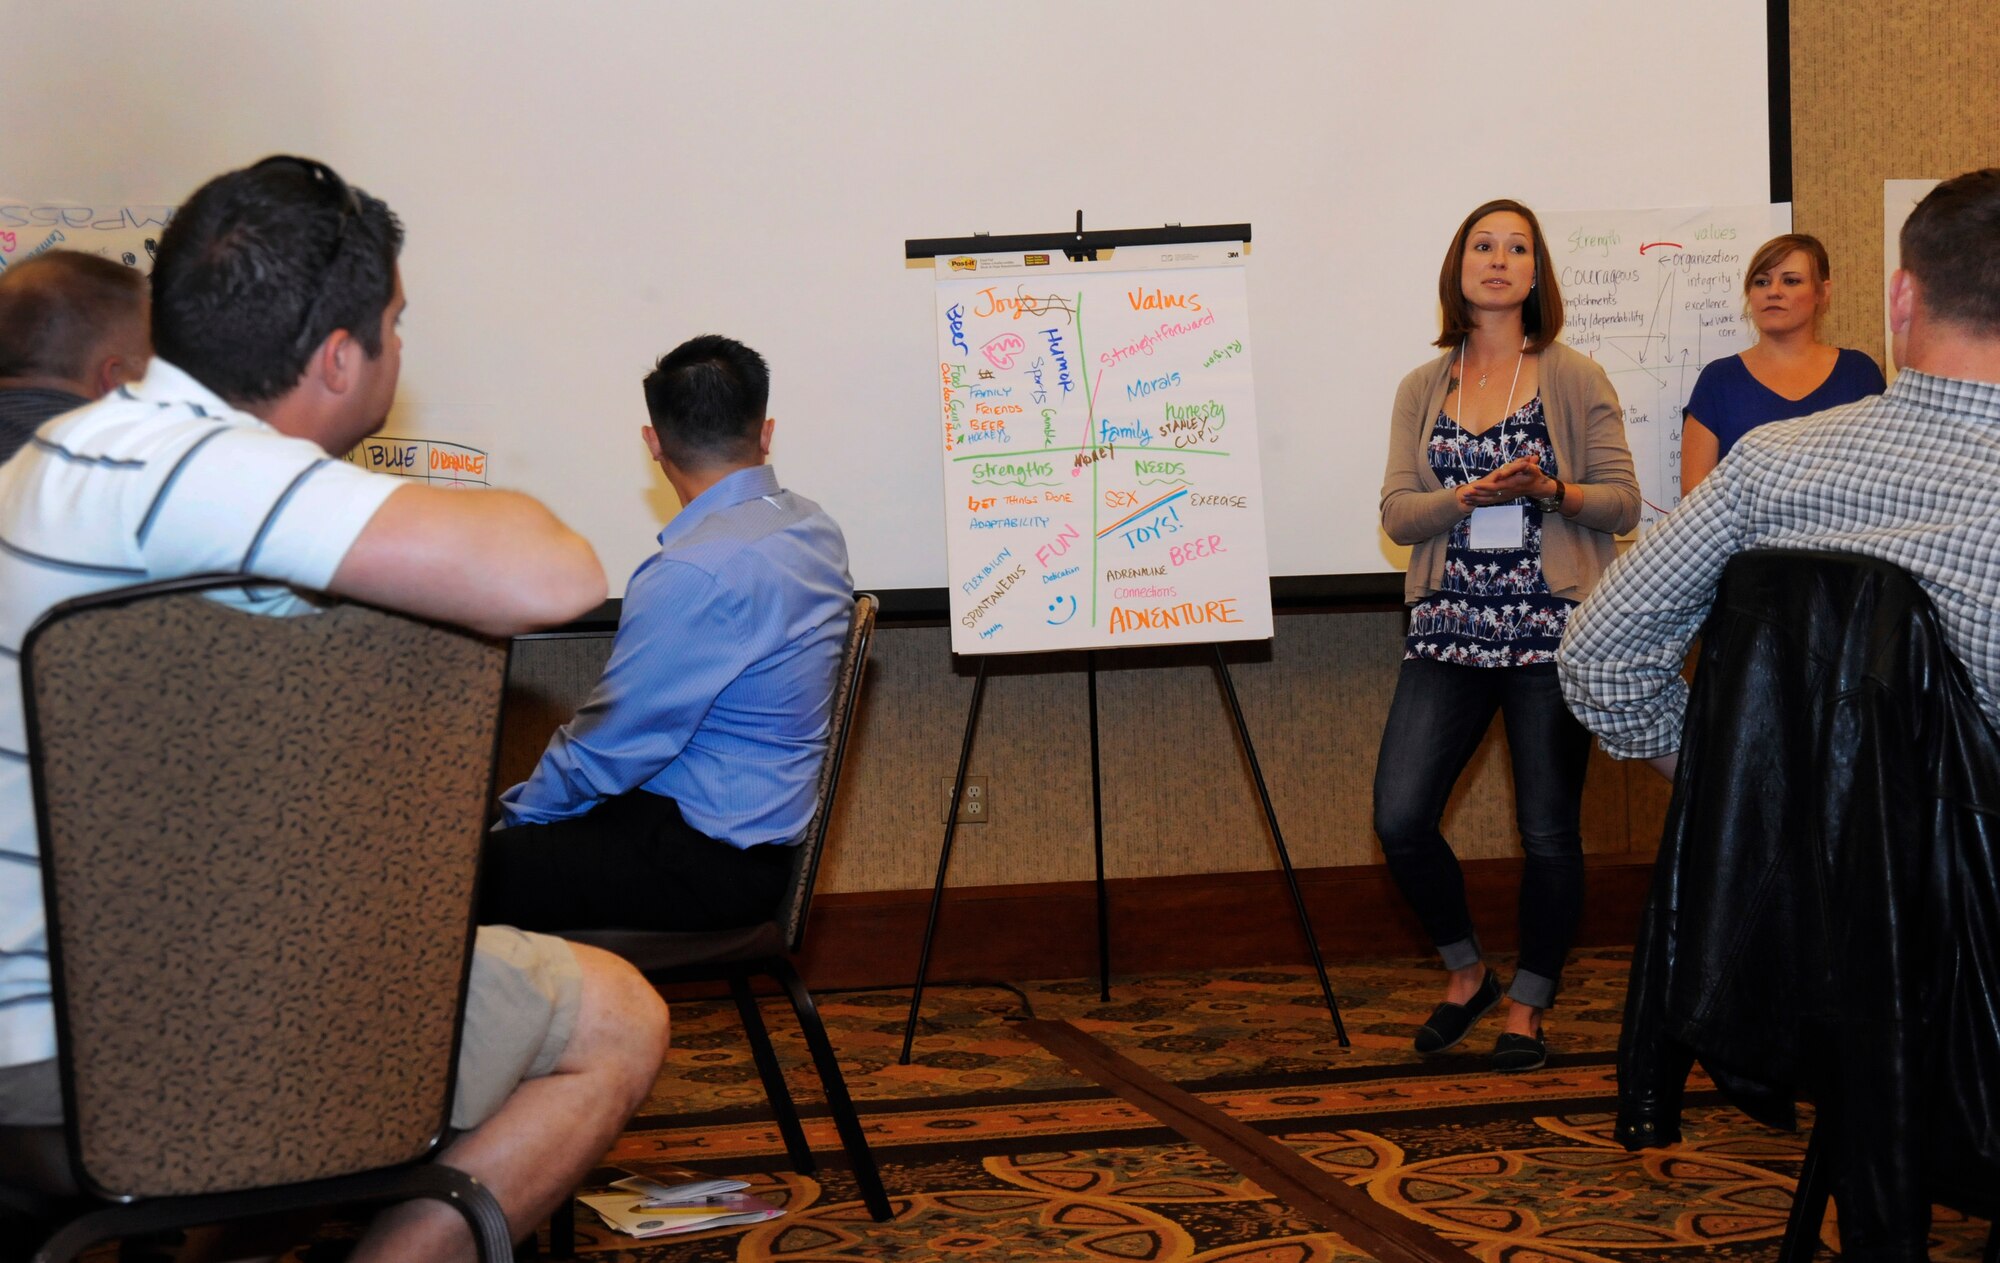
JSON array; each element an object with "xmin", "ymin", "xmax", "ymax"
[
  {"xmin": 969, "ymin": 459, "xmax": 1055, "ymax": 485},
  {"xmin": 1127, "ymin": 287, "xmax": 1202, "ymax": 312},
  {"xmin": 1107, "ymin": 599, "xmax": 1242, "ymax": 635}
]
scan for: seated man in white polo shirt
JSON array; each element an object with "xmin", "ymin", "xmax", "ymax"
[{"xmin": 0, "ymin": 156, "xmax": 668, "ymax": 1263}]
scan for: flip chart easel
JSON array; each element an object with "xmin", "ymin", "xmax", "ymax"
[{"xmin": 900, "ymin": 217, "xmax": 1349, "ymax": 1062}]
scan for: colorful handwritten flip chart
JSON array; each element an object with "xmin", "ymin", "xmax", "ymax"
[
  {"xmin": 1537, "ymin": 203, "xmax": 1791, "ymax": 527},
  {"xmin": 0, "ymin": 200, "xmax": 174, "ymax": 275},
  {"xmin": 933, "ymin": 242, "xmax": 1273, "ymax": 655}
]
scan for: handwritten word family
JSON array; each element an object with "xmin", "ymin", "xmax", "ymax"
[{"xmin": 934, "ymin": 243, "xmax": 1272, "ymax": 654}]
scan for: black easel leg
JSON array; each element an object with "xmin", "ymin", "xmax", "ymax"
[
  {"xmin": 1211, "ymin": 645, "xmax": 1350, "ymax": 1046},
  {"xmin": 900, "ymin": 656, "xmax": 989, "ymax": 1065},
  {"xmin": 1089, "ymin": 651, "xmax": 1110, "ymax": 1001}
]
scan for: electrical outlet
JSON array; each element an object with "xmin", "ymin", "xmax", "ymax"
[{"xmin": 940, "ymin": 775, "xmax": 990, "ymax": 824}]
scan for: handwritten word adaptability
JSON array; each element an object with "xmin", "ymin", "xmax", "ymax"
[
  {"xmin": 1097, "ymin": 312, "xmax": 1218, "ymax": 368},
  {"xmin": 1107, "ymin": 598, "xmax": 1242, "ymax": 635},
  {"xmin": 961, "ymin": 547, "xmax": 1014, "ymax": 595},
  {"xmin": 961, "ymin": 564, "xmax": 1028, "ymax": 628},
  {"xmin": 969, "ymin": 515, "xmax": 1051, "ymax": 530}
]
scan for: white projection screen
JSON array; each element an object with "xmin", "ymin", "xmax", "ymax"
[{"xmin": 1, "ymin": 1, "xmax": 1776, "ymax": 604}]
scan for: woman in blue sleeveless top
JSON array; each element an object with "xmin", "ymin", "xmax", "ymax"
[{"xmin": 1679, "ymin": 233, "xmax": 1884, "ymax": 494}]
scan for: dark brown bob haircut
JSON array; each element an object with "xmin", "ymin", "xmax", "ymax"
[{"xmin": 1434, "ymin": 198, "xmax": 1563, "ymax": 353}]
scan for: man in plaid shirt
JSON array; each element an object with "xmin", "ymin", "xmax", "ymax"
[{"xmin": 1558, "ymin": 168, "xmax": 2000, "ymax": 776}]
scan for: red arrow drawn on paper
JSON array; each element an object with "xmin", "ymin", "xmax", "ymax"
[{"xmin": 1638, "ymin": 241, "xmax": 1684, "ymax": 254}]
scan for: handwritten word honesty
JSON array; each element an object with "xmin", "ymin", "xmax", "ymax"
[
  {"xmin": 1107, "ymin": 598, "xmax": 1242, "ymax": 635},
  {"xmin": 961, "ymin": 564, "xmax": 1028, "ymax": 628},
  {"xmin": 1098, "ymin": 312, "xmax": 1218, "ymax": 368}
]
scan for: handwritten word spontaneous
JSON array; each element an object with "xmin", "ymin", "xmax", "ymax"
[
  {"xmin": 971, "ymin": 287, "xmax": 1077, "ymax": 322},
  {"xmin": 1097, "ymin": 312, "xmax": 1218, "ymax": 368},
  {"xmin": 969, "ymin": 459, "xmax": 1056, "ymax": 485},
  {"xmin": 1169, "ymin": 535, "xmax": 1226, "ymax": 567},
  {"xmin": 961, "ymin": 564, "xmax": 1028, "ymax": 628},
  {"xmin": 1202, "ymin": 340, "xmax": 1243, "ymax": 368},
  {"xmin": 1039, "ymin": 329, "xmax": 1075, "ymax": 395},
  {"xmin": 981, "ymin": 333, "xmax": 1027, "ymax": 370},
  {"xmin": 1126, "ymin": 371, "xmax": 1181, "ymax": 401},
  {"xmin": 1107, "ymin": 598, "xmax": 1242, "ymax": 635},
  {"xmin": 946, "ymin": 304, "xmax": 967, "ymax": 354},
  {"xmin": 1127, "ymin": 287, "xmax": 1202, "ymax": 312},
  {"xmin": 961, "ymin": 548, "xmax": 1015, "ymax": 595}
]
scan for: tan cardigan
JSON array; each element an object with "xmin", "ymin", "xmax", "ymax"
[{"xmin": 1379, "ymin": 341, "xmax": 1640, "ymax": 604}]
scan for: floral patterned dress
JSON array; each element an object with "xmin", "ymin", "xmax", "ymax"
[{"xmin": 1404, "ymin": 396, "xmax": 1575, "ymax": 667}]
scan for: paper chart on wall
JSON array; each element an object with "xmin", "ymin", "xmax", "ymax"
[
  {"xmin": 0, "ymin": 199, "xmax": 175, "ymax": 275},
  {"xmin": 932, "ymin": 242, "xmax": 1273, "ymax": 655},
  {"xmin": 1537, "ymin": 203, "xmax": 1792, "ymax": 528}
]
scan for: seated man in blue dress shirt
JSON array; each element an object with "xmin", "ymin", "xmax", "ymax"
[{"xmin": 482, "ymin": 335, "xmax": 854, "ymax": 933}]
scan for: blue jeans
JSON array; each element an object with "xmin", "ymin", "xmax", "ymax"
[{"xmin": 1372, "ymin": 657, "xmax": 1591, "ymax": 1009}]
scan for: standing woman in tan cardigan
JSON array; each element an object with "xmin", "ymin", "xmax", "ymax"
[{"xmin": 1374, "ymin": 199, "xmax": 1639, "ymax": 1072}]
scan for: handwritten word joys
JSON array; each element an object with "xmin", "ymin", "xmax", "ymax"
[
  {"xmin": 1106, "ymin": 565, "xmax": 1166, "ymax": 581},
  {"xmin": 1169, "ymin": 535, "xmax": 1226, "ymax": 567},
  {"xmin": 1043, "ymin": 566, "xmax": 1079, "ymax": 584},
  {"xmin": 1119, "ymin": 502, "xmax": 1182, "ymax": 549},
  {"xmin": 430, "ymin": 448, "xmax": 486, "ymax": 477},
  {"xmin": 1034, "ymin": 524, "xmax": 1081, "ymax": 567},
  {"xmin": 970, "ymin": 514, "xmax": 1050, "ymax": 530},
  {"xmin": 1100, "ymin": 418, "xmax": 1153, "ymax": 446},
  {"xmin": 1567, "ymin": 227, "xmax": 1621, "ymax": 257},
  {"xmin": 1114, "ymin": 585, "xmax": 1177, "ymax": 599},
  {"xmin": 946, "ymin": 303, "xmax": 967, "ymax": 354},
  {"xmin": 979, "ymin": 623, "xmax": 1004, "ymax": 640},
  {"xmin": 1160, "ymin": 400, "xmax": 1225, "ymax": 448},
  {"xmin": 1126, "ymin": 371, "xmax": 1181, "ymax": 401},
  {"xmin": 1098, "ymin": 313, "xmax": 1218, "ymax": 368},
  {"xmin": 1127, "ymin": 287, "xmax": 1202, "ymax": 312},
  {"xmin": 970, "ymin": 459, "xmax": 1055, "ymax": 485},
  {"xmin": 960, "ymin": 547, "xmax": 1014, "ymax": 594},
  {"xmin": 961, "ymin": 564, "xmax": 1028, "ymax": 628},
  {"xmin": 1107, "ymin": 598, "xmax": 1242, "ymax": 635},
  {"xmin": 1072, "ymin": 443, "xmax": 1116, "ymax": 473},
  {"xmin": 981, "ymin": 333, "xmax": 1027, "ymax": 370},
  {"xmin": 971, "ymin": 287, "xmax": 1077, "ymax": 322},
  {"xmin": 1188, "ymin": 493, "xmax": 1246, "ymax": 509},
  {"xmin": 1038, "ymin": 329, "xmax": 1075, "ymax": 395},
  {"xmin": 1133, "ymin": 458, "xmax": 1184, "ymax": 479},
  {"xmin": 1202, "ymin": 340, "xmax": 1243, "ymax": 368}
]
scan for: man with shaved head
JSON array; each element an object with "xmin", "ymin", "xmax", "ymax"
[{"xmin": 0, "ymin": 250, "xmax": 151, "ymax": 463}]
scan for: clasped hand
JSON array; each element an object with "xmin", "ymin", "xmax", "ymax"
[{"xmin": 1455, "ymin": 456, "xmax": 1558, "ymax": 512}]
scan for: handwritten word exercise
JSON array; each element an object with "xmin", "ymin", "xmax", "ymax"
[
  {"xmin": 1539, "ymin": 203, "xmax": 1792, "ymax": 528},
  {"xmin": 934, "ymin": 243, "xmax": 1272, "ymax": 654}
]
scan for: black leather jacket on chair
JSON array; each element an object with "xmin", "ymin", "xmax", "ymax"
[{"xmin": 1616, "ymin": 550, "xmax": 2000, "ymax": 1263}]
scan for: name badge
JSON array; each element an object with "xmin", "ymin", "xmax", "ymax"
[{"xmin": 1469, "ymin": 504, "xmax": 1526, "ymax": 551}]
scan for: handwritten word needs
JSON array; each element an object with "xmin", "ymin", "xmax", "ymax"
[
  {"xmin": 1133, "ymin": 458, "xmax": 1185, "ymax": 481},
  {"xmin": 960, "ymin": 547, "xmax": 1014, "ymax": 595},
  {"xmin": 1038, "ymin": 329, "xmax": 1075, "ymax": 395},
  {"xmin": 1127, "ymin": 287, "xmax": 1202, "ymax": 312},
  {"xmin": 961, "ymin": 564, "xmax": 1028, "ymax": 628},
  {"xmin": 1097, "ymin": 312, "xmax": 1218, "ymax": 368},
  {"xmin": 1107, "ymin": 598, "xmax": 1242, "ymax": 635}
]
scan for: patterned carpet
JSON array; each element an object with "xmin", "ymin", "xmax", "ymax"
[{"xmin": 548, "ymin": 950, "xmax": 1991, "ymax": 1262}]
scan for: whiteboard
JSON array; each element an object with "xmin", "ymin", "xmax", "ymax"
[
  {"xmin": 934, "ymin": 243, "xmax": 1273, "ymax": 653},
  {"xmin": 0, "ymin": 1, "xmax": 1774, "ymax": 594}
]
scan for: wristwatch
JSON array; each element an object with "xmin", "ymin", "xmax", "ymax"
[{"xmin": 1534, "ymin": 479, "xmax": 1566, "ymax": 514}]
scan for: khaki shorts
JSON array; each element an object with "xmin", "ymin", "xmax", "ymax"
[{"xmin": 0, "ymin": 925, "xmax": 581, "ymax": 1132}]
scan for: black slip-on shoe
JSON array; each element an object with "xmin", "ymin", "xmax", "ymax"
[
  {"xmin": 1489, "ymin": 1030, "xmax": 1548, "ymax": 1072},
  {"xmin": 1412, "ymin": 969, "xmax": 1502, "ymax": 1053}
]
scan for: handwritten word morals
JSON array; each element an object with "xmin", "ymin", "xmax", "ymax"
[
  {"xmin": 1126, "ymin": 371, "xmax": 1181, "ymax": 401},
  {"xmin": 1107, "ymin": 599, "xmax": 1242, "ymax": 635},
  {"xmin": 961, "ymin": 564, "xmax": 1027, "ymax": 628}
]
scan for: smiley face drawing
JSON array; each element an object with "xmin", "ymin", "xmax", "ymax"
[{"xmin": 1045, "ymin": 595, "xmax": 1078, "ymax": 625}]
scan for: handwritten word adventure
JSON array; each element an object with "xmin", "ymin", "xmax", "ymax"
[{"xmin": 933, "ymin": 242, "xmax": 1272, "ymax": 654}]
